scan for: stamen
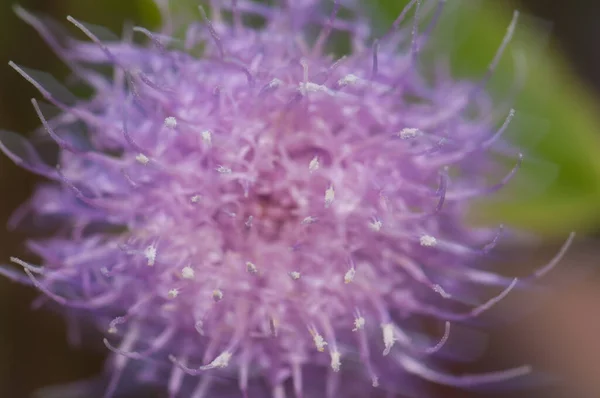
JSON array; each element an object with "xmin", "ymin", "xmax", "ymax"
[
  {"xmin": 313, "ymin": 0, "xmax": 341, "ymax": 56},
  {"xmin": 469, "ymin": 278, "xmax": 519, "ymax": 318},
  {"xmin": 10, "ymin": 257, "xmax": 43, "ymax": 274},
  {"xmin": 201, "ymin": 130, "xmax": 212, "ymax": 147},
  {"xmin": 198, "ymin": 6, "xmax": 224, "ymax": 58},
  {"xmin": 136, "ymin": 153, "xmax": 150, "ymax": 165},
  {"xmin": 191, "ymin": 194, "xmax": 202, "ymax": 203},
  {"xmin": 368, "ymin": 217, "xmax": 383, "ymax": 232},
  {"xmin": 480, "ymin": 225, "xmax": 505, "ymax": 255},
  {"xmin": 409, "ymin": 0, "xmax": 423, "ymax": 58},
  {"xmin": 231, "ymin": 0, "xmax": 242, "ymax": 32},
  {"xmin": 273, "ymin": 383, "xmax": 286, "ymax": 398},
  {"xmin": 355, "ymin": 317, "xmax": 379, "ymax": 386},
  {"xmin": 181, "ymin": 266, "xmax": 195, "ymax": 279},
  {"xmin": 259, "ymin": 78, "xmax": 283, "ymax": 96},
  {"xmin": 446, "ymin": 153, "xmax": 523, "ymax": 199},
  {"xmin": 398, "ymin": 127, "xmax": 422, "ymax": 140},
  {"xmin": 103, "ymin": 338, "xmax": 148, "ymax": 362},
  {"xmin": 324, "ymin": 185, "xmax": 335, "ymax": 208},
  {"xmin": 195, "ymin": 320, "xmax": 204, "ymax": 335},
  {"xmin": 337, "ymin": 74, "xmax": 359, "ymax": 87},
  {"xmin": 425, "ymin": 321, "xmax": 451, "ymax": 354},
  {"xmin": 216, "ymin": 165, "xmax": 232, "ymax": 174},
  {"xmin": 388, "ymin": 0, "xmax": 420, "ymax": 34},
  {"xmin": 132, "ymin": 26, "xmax": 168, "ymax": 53},
  {"xmin": 344, "ymin": 267, "xmax": 356, "ymax": 284},
  {"xmin": 433, "ymin": 169, "xmax": 448, "ymax": 214},
  {"xmin": 481, "ymin": 109, "xmax": 516, "ymax": 149},
  {"xmin": 397, "ymin": 354, "xmax": 532, "ymax": 386},
  {"xmin": 164, "ymin": 116, "xmax": 177, "ymax": 129},
  {"xmin": 371, "ymin": 39, "xmax": 379, "ymax": 78},
  {"xmin": 203, "ymin": 351, "xmax": 231, "ymax": 369},
  {"xmin": 212, "ymin": 289, "xmax": 224, "ymax": 302},
  {"xmin": 9, "ymin": 62, "xmax": 58, "ymax": 103},
  {"xmin": 170, "ymin": 351, "xmax": 232, "ymax": 375},
  {"xmin": 144, "ymin": 245, "xmax": 157, "ymax": 266},
  {"xmin": 309, "ymin": 156, "xmax": 320, "ymax": 173},
  {"xmin": 301, "ymin": 58, "xmax": 309, "ymax": 87},
  {"xmin": 382, "ymin": 323, "xmax": 395, "ymax": 355},
  {"xmin": 269, "ymin": 316, "xmax": 279, "ymax": 337},
  {"xmin": 66, "ymin": 16, "xmax": 118, "ymax": 62},
  {"xmin": 432, "ymin": 284, "xmax": 451, "ymax": 298},
  {"xmin": 292, "ymin": 360, "xmax": 303, "ymax": 398},
  {"xmin": 31, "ymin": 99, "xmax": 82, "ymax": 154},
  {"xmin": 108, "ymin": 316, "xmax": 126, "ymax": 334},
  {"xmin": 420, "ymin": 235, "xmax": 437, "ymax": 247},
  {"xmin": 190, "ymin": 376, "xmax": 213, "ymax": 398},
  {"xmin": 473, "ymin": 10, "xmax": 520, "ymax": 97},
  {"xmin": 14, "ymin": 7, "xmax": 89, "ymax": 81},
  {"xmin": 309, "ymin": 326, "xmax": 328, "ymax": 352},
  {"xmin": 421, "ymin": 278, "xmax": 519, "ymax": 321},
  {"xmin": 168, "ymin": 355, "xmax": 187, "ymax": 398},
  {"xmin": 530, "ymin": 232, "xmax": 575, "ymax": 279},
  {"xmin": 352, "ymin": 315, "xmax": 365, "ymax": 332},
  {"xmin": 301, "ymin": 216, "xmax": 318, "ymax": 224},
  {"xmin": 246, "ymin": 261, "xmax": 258, "ymax": 274},
  {"xmin": 330, "ymin": 350, "xmax": 341, "ymax": 372},
  {"xmin": 299, "ymin": 82, "xmax": 333, "ymax": 95},
  {"xmin": 416, "ymin": 0, "xmax": 447, "ymax": 51}
]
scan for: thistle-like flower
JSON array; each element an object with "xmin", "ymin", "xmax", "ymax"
[{"xmin": 0, "ymin": 1, "xmax": 574, "ymax": 397}]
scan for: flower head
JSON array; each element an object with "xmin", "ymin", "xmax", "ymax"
[{"xmin": 0, "ymin": 1, "xmax": 574, "ymax": 397}]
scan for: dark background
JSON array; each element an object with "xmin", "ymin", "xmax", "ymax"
[{"xmin": 0, "ymin": 1, "xmax": 599, "ymax": 397}]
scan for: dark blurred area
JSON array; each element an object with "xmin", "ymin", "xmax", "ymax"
[{"xmin": 0, "ymin": 0, "xmax": 599, "ymax": 397}]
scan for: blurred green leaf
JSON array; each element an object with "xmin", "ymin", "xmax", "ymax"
[
  {"xmin": 136, "ymin": 0, "xmax": 162, "ymax": 29},
  {"xmin": 372, "ymin": 0, "xmax": 600, "ymax": 236},
  {"xmin": 66, "ymin": 0, "xmax": 148, "ymax": 32}
]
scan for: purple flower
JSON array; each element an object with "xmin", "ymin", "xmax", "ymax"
[{"xmin": 0, "ymin": 1, "xmax": 574, "ymax": 397}]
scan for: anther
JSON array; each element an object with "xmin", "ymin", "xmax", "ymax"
[
  {"xmin": 330, "ymin": 350, "xmax": 341, "ymax": 372},
  {"xmin": 246, "ymin": 262, "xmax": 258, "ymax": 274},
  {"xmin": 136, "ymin": 153, "xmax": 150, "ymax": 165},
  {"xmin": 205, "ymin": 351, "xmax": 231, "ymax": 369},
  {"xmin": 302, "ymin": 216, "xmax": 318, "ymax": 224},
  {"xmin": 201, "ymin": 130, "xmax": 212, "ymax": 146},
  {"xmin": 309, "ymin": 156, "xmax": 320, "ymax": 173},
  {"xmin": 382, "ymin": 323, "xmax": 395, "ymax": 356},
  {"xmin": 144, "ymin": 245, "xmax": 157, "ymax": 266},
  {"xmin": 352, "ymin": 316, "xmax": 365, "ymax": 331},
  {"xmin": 181, "ymin": 266, "xmax": 195, "ymax": 279},
  {"xmin": 398, "ymin": 127, "xmax": 421, "ymax": 139},
  {"xmin": 420, "ymin": 235, "xmax": 437, "ymax": 247},
  {"xmin": 309, "ymin": 327, "xmax": 328, "ymax": 352},
  {"xmin": 164, "ymin": 116, "xmax": 177, "ymax": 129},
  {"xmin": 368, "ymin": 217, "xmax": 383, "ymax": 232},
  {"xmin": 337, "ymin": 74, "xmax": 359, "ymax": 87},
  {"xmin": 325, "ymin": 185, "xmax": 335, "ymax": 208},
  {"xmin": 344, "ymin": 268, "xmax": 356, "ymax": 284},
  {"xmin": 212, "ymin": 289, "xmax": 224, "ymax": 302},
  {"xmin": 216, "ymin": 165, "xmax": 232, "ymax": 174}
]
